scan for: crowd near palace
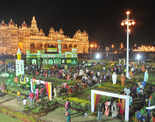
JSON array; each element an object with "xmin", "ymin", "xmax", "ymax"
[{"xmin": 0, "ymin": 16, "xmax": 89, "ymax": 55}]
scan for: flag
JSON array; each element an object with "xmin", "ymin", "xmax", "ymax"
[
  {"xmin": 45, "ymin": 82, "xmax": 48, "ymax": 95},
  {"xmin": 48, "ymin": 82, "xmax": 52, "ymax": 101},
  {"xmin": 94, "ymin": 94, "xmax": 101, "ymax": 110},
  {"xmin": 30, "ymin": 79, "xmax": 33, "ymax": 93}
]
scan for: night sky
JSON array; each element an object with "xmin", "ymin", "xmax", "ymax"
[{"xmin": 0, "ymin": 0, "xmax": 154, "ymax": 47}]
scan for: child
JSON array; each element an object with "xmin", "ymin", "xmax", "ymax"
[
  {"xmin": 23, "ymin": 97, "xmax": 27, "ymax": 108},
  {"xmin": 17, "ymin": 91, "xmax": 20, "ymax": 103},
  {"xmin": 65, "ymin": 110, "xmax": 71, "ymax": 122}
]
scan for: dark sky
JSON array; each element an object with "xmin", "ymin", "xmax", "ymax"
[{"xmin": 0, "ymin": 0, "xmax": 154, "ymax": 46}]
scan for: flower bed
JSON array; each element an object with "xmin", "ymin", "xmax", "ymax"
[
  {"xmin": 24, "ymin": 97, "xmax": 58, "ymax": 116},
  {"xmin": 66, "ymin": 97, "xmax": 90, "ymax": 105}
]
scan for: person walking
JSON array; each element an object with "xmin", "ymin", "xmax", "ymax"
[
  {"xmin": 144, "ymin": 69, "xmax": 149, "ymax": 82},
  {"xmin": 65, "ymin": 100, "xmax": 71, "ymax": 111},
  {"xmin": 97, "ymin": 103, "xmax": 102, "ymax": 120},
  {"xmin": 112, "ymin": 72, "xmax": 117, "ymax": 84},
  {"xmin": 17, "ymin": 91, "xmax": 20, "ymax": 103},
  {"xmin": 23, "ymin": 96, "xmax": 27, "ymax": 109},
  {"xmin": 29, "ymin": 92, "xmax": 34, "ymax": 105},
  {"xmin": 65, "ymin": 110, "xmax": 71, "ymax": 122}
]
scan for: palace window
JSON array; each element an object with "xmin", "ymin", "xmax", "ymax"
[
  {"xmin": 48, "ymin": 44, "xmax": 56, "ymax": 48},
  {"xmin": 63, "ymin": 44, "xmax": 67, "ymax": 49},
  {"xmin": 44, "ymin": 43, "xmax": 48, "ymax": 48},
  {"xmin": 74, "ymin": 44, "xmax": 77, "ymax": 48},
  {"xmin": 69, "ymin": 44, "xmax": 72, "ymax": 48},
  {"xmin": 40, "ymin": 44, "xmax": 43, "ymax": 49},
  {"xmin": 30, "ymin": 43, "xmax": 35, "ymax": 48}
]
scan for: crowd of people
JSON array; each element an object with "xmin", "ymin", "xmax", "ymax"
[
  {"xmin": 4, "ymin": 61, "xmax": 154, "ymax": 121},
  {"xmin": 25, "ymin": 62, "xmax": 144, "ymax": 86}
]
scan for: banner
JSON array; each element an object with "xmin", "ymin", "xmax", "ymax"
[
  {"xmin": 20, "ymin": 75, "xmax": 26, "ymax": 84},
  {"xmin": 47, "ymin": 48, "xmax": 57, "ymax": 53},
  {"xmin": 48, "ymin": 82, "xmax": 52, "ymax": 101},
  {"xmin": 16, "ymin": 60, "xmax": 24, "ymax": 76},
  {"xmin": 45, "ymin": 82, "xmax": 48, "ymax": 95},
  {"xmin": 32, "ymin": 78, "xmax": 36, "ymax": 93},
  {"xmin": 94, "ymin": 94, "xmax": 101, "ymax": 110},
  {"xmin": 45, "ymin": 82, "xmax": 52, "ymax": 101}
]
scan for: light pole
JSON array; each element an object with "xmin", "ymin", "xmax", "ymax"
[
  {"xmin": 136, "ymin": 54, "xmax": 142, "ymax": 65},
  {"xmin": 121, "ymin": 11, "xmax": 135, "ymax": 79}
]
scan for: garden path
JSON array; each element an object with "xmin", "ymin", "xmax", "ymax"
[
  {"xmin": 40, "ymin": 107, "xmax": 122, "ymax": 122},
  {"xmin": 0, "ymin": 94, "xmax": 24, "ymax": 112}
]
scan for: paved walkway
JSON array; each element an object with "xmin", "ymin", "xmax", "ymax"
[
  {"xmin": 0, "ymin": 94, "xmax": 24, "ymax": 112},
  {"xmin": 0, "ymin": 94, "xmax": 14, "ymax": 104},
  {"xmin": 40, "ymin": 107, "xmax": 122, "ymax": 122}
]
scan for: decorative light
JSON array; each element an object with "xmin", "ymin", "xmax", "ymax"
[
  {"xmin": 121, "ymin": 22, "xmax": 124, "ymax": 26},
  {"xmin": 120, "ymin": 42, "xmax": 124, "ymax": 49},
  {"xmin": 112, "ymin": 44, "xmax": 115, "ymax": 48},
  {"xmin": 132, "ymin": 21, "xmax": 135, "ymax": 25},
  {"xmin": 126, "ymin": 11, "xmax": 130, "ymax": 15},
  {"xmin": 95, "ymin": 44, "xmax": 97, "ymax": 48},
  {"xmin": 128, "ymin": 22, "xmax": 132, "ymax": 26},
  {"xmin": 90, "ymin": 44, "xmax": 94, "ymax": 48},
  {"xmin": 125, "ymin": 21, "xmax": 128, "ymax": 25},
  {"xmin": 133, "ymin": 45, "xmax": 155, "ymax": 52},
  {"xmin": 127, "ymin": 29, "xmax": 131, "ymax": 33}
]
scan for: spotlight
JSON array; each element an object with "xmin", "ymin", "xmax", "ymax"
[
  {"xmin": 95, "ymin": 53, "xmax": 101, "ymax": 60},
  {"xmin": 136, "ymin": 54, "xmax": 142, "ymax": 60}
]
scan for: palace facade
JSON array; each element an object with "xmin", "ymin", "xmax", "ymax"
[{"xmin": 0, "ymin": 16, "xmax": 89, "ymax": 55}]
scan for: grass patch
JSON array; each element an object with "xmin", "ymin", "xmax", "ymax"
[{"xmin": 0, "ymin": 112, "xmax": 21, "ymax": 122}]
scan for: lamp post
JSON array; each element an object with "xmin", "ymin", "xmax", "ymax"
[
  {"xmin": 136, "ymin": 54, "xmax": 142, "ymax": 65},
  {"xmin": 121, "ymin": 10, "xmax": 135, "ymax": 79}
]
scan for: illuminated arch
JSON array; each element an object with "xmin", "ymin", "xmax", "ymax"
[{"xmin": 91, "ymin": 90, "xmax": 130, "ymax": 121}]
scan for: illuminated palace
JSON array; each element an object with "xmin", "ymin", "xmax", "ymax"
[
  {"xmin": 0, "ymin": 17, "xmax": 89, "ymax": 55},
  {"xmin": 133, "ymin": 45, "xmax": 155, "ymax": 52}
]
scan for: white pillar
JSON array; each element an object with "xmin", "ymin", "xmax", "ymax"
[
  {"xmin": 125, "ymin": 96, "xmax": 130, "ymax": 121},
  {"xmin": 91, "ymin": 90, "xmax": 95, "ymax": 112},
  {"xmin": 126, "ymin": 14, "xmax": 130, "ymax": 79}
]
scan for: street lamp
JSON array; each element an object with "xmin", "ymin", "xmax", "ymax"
[
  {"xmin": 121, "ymin": 10, "xmax": 135, "ymax": 79},
  {"xmin": 95, "ymin": 53, "xmax": 101, "ymax": 60},
  {"xmin": 136, "ymin": 54, "xmax": 142, "ymax": 64}
]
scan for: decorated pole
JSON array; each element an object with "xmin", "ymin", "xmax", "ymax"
[
  {"xmin": 16, "ymin": 48, "xmax": 24, "ymax": 76},
  {"xmin": 57, "ymin": 40, "xmax": 62, "ymax": 55}
]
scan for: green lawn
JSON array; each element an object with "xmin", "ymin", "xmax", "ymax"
[
  {"xmin": 0, "ymin": 113, "xmax": 21, "ymax": 122},
  {"xmin": 134, "ymin": 71, "xmax": 155, "ymax": 85}
]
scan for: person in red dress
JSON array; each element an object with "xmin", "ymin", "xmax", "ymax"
[
  {"xmin": 29, "ymin": 92, "xmax": 34, "ymax": 105},
  {"xmin": 117, "ymin": 102, "xmax": 124, "ymax": 120}
]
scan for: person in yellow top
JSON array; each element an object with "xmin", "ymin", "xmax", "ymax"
[{"xmin": 17, "ymin": 91, "xmax": 20, "ymax": 103}]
